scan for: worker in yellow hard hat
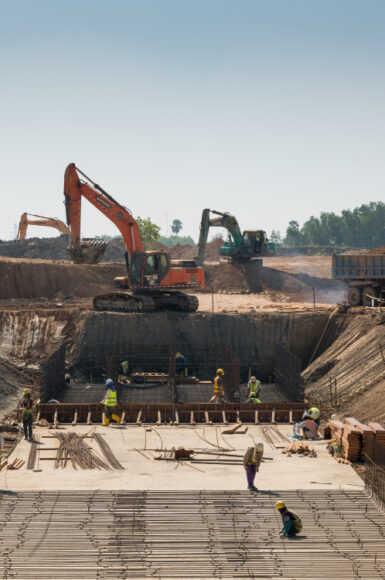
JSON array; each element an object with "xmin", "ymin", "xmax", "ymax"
[
  {"xmin": 19, "ymin": 388, "xmax": 34, "ymax": 441},
  {"xmin": 175, "ymin": 352, "xmax": 188, "ymax": 376},
  {"xmin": 276, "ymin": 501, "xmax": 302, "ymax": 537},
  {"xmin": 308, "ymin": 406, "xmax": 321, "ymax": 426},
  {"xmin": 209, "ymin": 369, "xmax": 224, "ymax": 403}
]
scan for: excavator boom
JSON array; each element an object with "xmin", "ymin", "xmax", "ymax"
[
  {"xmin": 17, "ymin": 213, "xmax": 69, "ymax": 242},
  {"xmin": 64, "ymin": 163, "xmax": 204, "ymax": 312}
]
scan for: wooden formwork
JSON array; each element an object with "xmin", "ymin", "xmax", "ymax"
[{"xmin": 35, "ymin": 402, "xmax": 305, "ymax": 425}]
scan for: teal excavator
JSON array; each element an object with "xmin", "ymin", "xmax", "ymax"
[{"xmin": 195, "ymin": 208, "xmax": 275, "ymax": 266}]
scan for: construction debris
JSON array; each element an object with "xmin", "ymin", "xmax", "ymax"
[
  {"xmin": 222, "ymin": 423, "xmax": 248, "ymax": 434},
  {"xmin": 281, "ymin": 442, "xmax": 317, "ymax": 457},
  {"xmin": 2, "ymin": 457, "xmax": 24, "ymax": 470}
]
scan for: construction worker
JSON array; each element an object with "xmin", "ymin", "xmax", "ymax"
[
  {"xmin": 244, "ymin": 376, "xmax": 261, "ymax": 403},
  {"xmin": 102, "ymin": 379, "xmax": 121, "ymax": 426},
  {"xmin": 294, "ymin": 412, "xmax": 319, "ymax": 440},
  {"xmin": 19, "ymin": 388, "xmax": 33, "ymax": 441},
  {"xmin": 209, "ymin": 369, "xmax": 225, "ymax": 403},
  {"xmin": 276, "ymin": 501, "xmax": 302, "ymax": 537},
  {"xmin": 175, "ymin": 353, "xmax": 188, "ymax": 376},
  {"xmin": 121, "ymin": 360, "xmax": 130, "ymax": 377},
  {"xmin": 308, "ymin": 406, "xmax": 321, "ymax": 426},
  {"xmin": 243, "ymin": 442, "xmax": 264, "ymax": 491}
]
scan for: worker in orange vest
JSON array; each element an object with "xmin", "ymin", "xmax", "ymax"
[{"xmin": 209, "ymin": 369, "xmax": 225, "ymax": 403}]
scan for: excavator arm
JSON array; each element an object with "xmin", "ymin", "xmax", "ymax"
[
  {"xmin": 17, "ymin": 213, "xmax": 69, "ymax": 242},
  {"xmin": 64, "ymin": 163, "xmax": 144, "ymax": 263},
  {"xmin": 195, "ymin": 209, "xmax": 244, "ymax": 266}
]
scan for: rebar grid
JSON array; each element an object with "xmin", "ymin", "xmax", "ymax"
[{"xmin": 1, "ymin": 490, "xmax": 385, "ymax": 579}]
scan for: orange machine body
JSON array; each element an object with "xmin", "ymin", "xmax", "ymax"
[
  {"xmin": 64, "ymin": 163, "xmax": 204, "ymax": 291},
  {"xmin": 17, "ymin": 213, "xmax": 69, "ymax": 241}
]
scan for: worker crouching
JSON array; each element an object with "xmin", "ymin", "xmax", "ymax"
[
  {"xmin": 294, "ymin": 412, "xmax": 319, "ymax": 440},
  {"xmin": 276, "ymin": 501, "xmax": 302, "ymax": 537},
  {"xmin": 102, "ymin": 379, "xmax": 121, "ymax": 426},
  {"xmin": 243, "ymin": 376, "xmax": 261, "ymax": 404},
  {"xmin": 243, "ymin": 442, "xmax": 263, "ymax": 491}
]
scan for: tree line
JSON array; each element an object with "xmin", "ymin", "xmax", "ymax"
[{"xmin": 275, "ymin": 202, "xmax": 385, "ymax": 249}]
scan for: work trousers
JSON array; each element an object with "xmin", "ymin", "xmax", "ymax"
[
  {"xmin": 104, "ymin": 405, "xmax": 120, "ymax": 425},
  {"xmin": 23, "ymin": 414, "xmax": 33, "ymax": 440},
  {"xmin": 246, "ymin": 464, "xmax": 257, "ymax": 487},
  {"xmin": 282, "ymin": 520, "xmax": 297, "ymax": 536}
]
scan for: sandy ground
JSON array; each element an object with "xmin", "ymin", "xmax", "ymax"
[
  {"xmin": 5, "ymin": 424, "xmax": 363, "ymax": 492},
  {"xmin": 263, "ymin": 255, "xmax": 333, "ymax": 278},
  {"xmin": 198, "ymin": 293, "xmax": 335, "ymax": 313}
]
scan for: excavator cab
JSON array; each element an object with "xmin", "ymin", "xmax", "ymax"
[
  {"xmin": 129, "ymin": 251, "xmax": 170, "ymax": 287},
  {"xmin": 242, "ymin": 230, "xmax": 267, "ymax": 256}
]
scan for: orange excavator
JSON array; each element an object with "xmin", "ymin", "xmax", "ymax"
[
  {"xmin": 64, "ymin": 163, "xmax": 204, "ymax": 312},
  {"xmin": 17, "ymin": 213, "xmax": 69, "ymax": 241}
]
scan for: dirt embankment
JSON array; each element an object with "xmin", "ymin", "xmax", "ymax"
[
  {"xmin": 0, "ymin": 359, "xmax": 35, "ymax": 419},
  {"xmin": 0, "ymin": 236, "xmax": 222, "ymax": 262},
  {"xmin": 303, "ymin": 310, "xmax": 385, "ymax": 424},
  {"xmin": 0, "ymin": 257, "xmax": 125, "ymax": 299},
  {"xmin": 0, "ymin": 256, "xmax": 344, "ymax": 305}
]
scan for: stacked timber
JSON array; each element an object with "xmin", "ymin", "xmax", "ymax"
[
  {"xmin": 328, "ymin": 419, "xmax": 362, "ymax": 462},
  {"xmin": 345, "ymin": 417, "xmax": 375, "ymax": 456},
  {"xmin": 341, "ymin": 425, "xmax": 362, "ymax": 462},
  {"xmin": 368, "ymin": 422, "xmax": 385, "ymax": 446}
]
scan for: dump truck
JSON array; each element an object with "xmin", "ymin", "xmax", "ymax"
[{"xmin": 332, "ymin": 253, "xmax": 385, "ymax": 306}]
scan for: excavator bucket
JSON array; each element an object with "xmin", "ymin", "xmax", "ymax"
[{"xmin": 67, "ymin": 239, "xmax": 108, "ymax": 264}]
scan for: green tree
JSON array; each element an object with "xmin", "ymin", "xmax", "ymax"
[
  {"xmin": 171, "ymin": 219, "xmax": 183, "ymax": 235},
  {"xmin": 284, "ymin": 221, "xmax": 305, "ymax": 246},
  {"xmin": 270, "ymin": 230, "xmax": 282, "ymax": 243},
  {"xmin": 136, "ymin": 217, "xmax": 161, "ymax": 247}
]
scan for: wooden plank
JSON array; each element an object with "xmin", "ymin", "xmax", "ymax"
[
  {"xmin": 120, "ymin": 411, "xmax": 126, "ymax": 425},
  {"xmin": 157, "ymin": 410, "xmax": 161, "ymax": 426},
  {"xmin": 72, "ymin": 408, "xmax": 78, "ymax": 426},
  {"xmin": 136, "ymin": 409, "xmax": 143, "ymax": 424},
  {"xmin": 190, "ymin": 411, "xmax": 195, "ymax": 425},
  {"xmin": 174, "ymin": 409, "xmax": 179, "ymax": 425},
  {"xmin": 86, "ymin": 411, "xmax": 92, "ymax": 425},
  {"xmin": 222, "ymin": 410, "xmax": 228, "ymax": 425}
]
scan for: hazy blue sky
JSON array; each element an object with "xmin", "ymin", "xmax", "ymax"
[{"xmin": 1, "ymin": 0, "xmax": 384, "ymax": 242}]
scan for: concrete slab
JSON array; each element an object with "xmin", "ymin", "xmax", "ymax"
[{"xmin": 4, "ymin": 424, "xmax": 364, "ymax": 492}]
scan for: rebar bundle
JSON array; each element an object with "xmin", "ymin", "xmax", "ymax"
[{"xmin": 54, "ymin": 432, "xmax": 111, "ymax": 470}]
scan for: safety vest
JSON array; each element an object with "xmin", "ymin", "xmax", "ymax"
[
  {"xmin": 309, "ymin": 407, "xmax": 320, "ymax": 420},
  {"xmin": 304, "ymin": 419, "xmax": 318, "ymax": 436},
  {"xmin": 214, "ymin": 376, "xmax": 224, "ymax": 395},
  {"xmin": 21, "ymin": 398, "xmax": 33, "ymax": 415},
  {"xmin": 287, "ymin": 510, "xmax": 302, "ymax": 532},
  {"xmin": 248, "ymin": 380, "xmax": 261, "ymax": 395},
  {"xmin": 105, "ymin": 389, "xmax": 117, "ymax": 407}
]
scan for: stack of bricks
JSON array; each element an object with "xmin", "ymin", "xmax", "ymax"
[
  {"xmin": 345, "ymin": 417, "xmax": 375, "ymax": 457},
  {"xmin": 368, "ymin": 422, "xmax": 385, "ymax": 446}
]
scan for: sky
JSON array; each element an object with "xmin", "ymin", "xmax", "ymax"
[{"xmin": 0, "ymin": 0, "xmax": 384, "ymax": 243}]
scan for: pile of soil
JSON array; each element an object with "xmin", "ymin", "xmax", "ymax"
[
  {"xmin": 0, "ymin": 236, "xmax": 223, "ymax": 263},
  {"xmin": 368, "ymin": 246, "xmax": 385, "ymax": 254}
]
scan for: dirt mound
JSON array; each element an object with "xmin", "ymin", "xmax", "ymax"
[
  {"xmin": 0, "ymin": 257, "xmax": 125, "ymax": 299},
  {"xmin": 0, "ymin": 236, "xmax": 223, "ymax": 263},
  {"xmin": 203, "ymin": 263, "xmax": 346, "ymax": 303},
  {"xmin": 0, "ymin": 236, "xmax": 127, "ymax": 262},
  {"xmin": 368, "ymin": 246, "xmax": 385, "ymax": 254}
]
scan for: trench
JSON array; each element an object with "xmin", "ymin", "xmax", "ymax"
[{"xmin": 0, "ymin": 308, "xmax": 344, "ymax": 409}]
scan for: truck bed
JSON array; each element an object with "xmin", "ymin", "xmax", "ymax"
[{"xmin": 332, "ymin": 254, "xmax": 385, "ymax": 280}]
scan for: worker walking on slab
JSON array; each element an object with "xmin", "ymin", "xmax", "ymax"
[
  {"xmin": 175, "ymin": 352, "xmax": 188, "ymax": 376},
  {"xmin": 243, "ymin": 376, "xmax": 261, "ymax": 403},
  {"xmin": 20, "ymin": 388, "xmax": 34, "ymax": 441},
  {"xmin": 276, "ymin": 501, "xmax": 302, "ymax": 537},
  {"xmin": 243, "ymin": 442, "xmax": 263, "ymax": 491},
  {"xmin": 102, "ymin": 379, "xmax": 121, "ymax": 426},
  {"xmin": 209, "ymin": 369, "xmax": 225, "ymax": 403}
]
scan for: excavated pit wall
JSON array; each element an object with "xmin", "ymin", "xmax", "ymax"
[{"xmin": 0, "ymin": 309, "xmax": 330, "ymax": 377}]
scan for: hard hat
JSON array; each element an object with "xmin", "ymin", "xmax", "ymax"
[
  {"xmin": 276, "ymin": 501, "xmax": 286, "ymax": 510},
  {"xmin": 302, "ymin": 412, "xmax": 310, "ymax": 419},
  {"xmin": 176, "ymin": 353, "xmax": 182, "ymax": 358},
  {"xmin": 310, "ymin": 407, "xmax": 320, "ymax": 420},
  {"xmin": 106, "ymin": 379, "xmax": 114, "ymax": 388},
  {"xmin": 217, "ymin": 368, "xmax": 224, "ymax": 375},
  {"xmin": 250, "ymin": 376, "xmax": 257, "ymax": 382},
  {"xmin": 23, "ymin": 388, "xmax": 30, "ymax": 395},
  {"xmin": 255, "ymin": 442, "xmax": 264, "ymax": 452}
]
